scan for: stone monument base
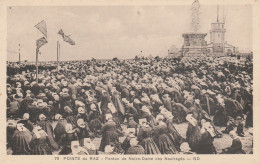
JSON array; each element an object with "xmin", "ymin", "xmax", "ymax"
[{"xmin": 181, "ymin": 33, "xmax": 207, "ymax": 57}]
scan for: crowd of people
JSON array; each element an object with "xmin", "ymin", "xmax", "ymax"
[{"xmin": 6, "ymin": 56, "xmax": 253, "ymax": 155}]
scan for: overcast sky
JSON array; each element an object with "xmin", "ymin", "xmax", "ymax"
[{"xmin": 7, "ymin": 4, "xmax": 252, "ymax": 62}]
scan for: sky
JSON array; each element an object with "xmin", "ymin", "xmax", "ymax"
[{"xmin": 7, "ymin": 4, "xmax": 252, "ymax": 62}]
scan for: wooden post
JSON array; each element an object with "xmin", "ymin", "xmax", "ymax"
[
  {"xmin": 36, "ymin": 48, "xmax": 39, "ymax": 84},
  {"xmin": 19, "ymin": 44, "xmax": 21, "ymax": 64},
  {"xmin": 57, "ymin": 41, "xmax": 59, "ymax": 72}
]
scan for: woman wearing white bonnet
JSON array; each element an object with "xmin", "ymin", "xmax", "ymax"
[
  {"xmin": 58, "ymin": 123, "xmax": 78, "ymax": 155},
  {"xmin": 180, "ymin": 142, "xmax": 194, "ymax": 154},
  {"xmin": 71, "ymin": 140, "xmax": 89, "ymax": 155},
  {"xmin": 54, "ymin": 114, "xmax": 67, "ymax": 142},
  {"xmin": 125, "ymin": 137, "xmax": 145, "ymax": 154},
  {"xmin": 11, "ymin": 122, "xmax": 32, "ymax": 155},
  {"xmin": 99, "ymin": 113, "xmax": 120, "ymax": 152},
  {"xmin": 83, "ymin": 138, "xmax": 98, "ymax": 155},
  {"xmin": 88, "ymin": 103, "xmax": 102, "ymax": 138},
  {"xmin": 104, "ymin": 145, "xmax": 116, "ymax": 155},
  {"xmin": 18, "ymin": 113, "xmax": 34, "ymax": 132},
  {"xmin": 31, "ymin": 126, "xmax": 52, "ymax": 155}
]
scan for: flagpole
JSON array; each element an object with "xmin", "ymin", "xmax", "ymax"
[
  {"xmin": 59, "ymin": 42, "xmax": 60, "ymax": 58},
  {"xmin": 19, "ymin": 44, "xmax": 21, "ymax": 64},
  {"xmin": 59, "ymin": 42, "xmax": 61, "ymax": 70},
  {"xmin": 36, "ymin": 48, "xmax": 39, "ymax": 84},
  {"xmin": 57, "ymin": 41, "xmax": 59, "ymax": 72}
]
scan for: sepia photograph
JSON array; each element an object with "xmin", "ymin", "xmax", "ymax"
[{"xmin": 5, "ymin": 0, "xmax": 255, "ymax": 157}]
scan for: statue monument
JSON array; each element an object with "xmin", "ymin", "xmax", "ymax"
[{"xmin": 181, "ymin": 0, "xmax": 207, "ymax": 57}]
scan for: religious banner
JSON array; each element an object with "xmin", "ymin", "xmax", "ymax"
[
  {"xmin": 35, "ymin": 20, "xmax": 47, "ymax": 38},
  {"xmin": 58, "ymin": 29, "xmax": 75, "ymax": 45},
  {"xmin": 36, "ymin": 37, "xmax": 48, "ymax": 54}
]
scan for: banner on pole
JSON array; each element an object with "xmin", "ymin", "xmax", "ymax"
[
  {"xmin": 35, "ymin": 20, "xmax": 47, "ymax": 38},
  {"xmin": 58, "ymin": 29, "xmax": 75, "ymax": 45},
  {"xmin": 36, "ymin": 37, "xmax": 48, "ymax": 54}
]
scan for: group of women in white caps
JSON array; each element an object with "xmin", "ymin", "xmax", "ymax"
[{"xmin": 6, "ymin": 56, "xmax": 253, "ymax": 155}]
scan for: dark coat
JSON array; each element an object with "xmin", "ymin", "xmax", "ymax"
[
  {"xmin": 197, "ymin": 131, "xmax": 216, "ymax": 154},
  {"xmin": 226, "ymin": 138, "xmax": 245, "ymax": 154}
]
